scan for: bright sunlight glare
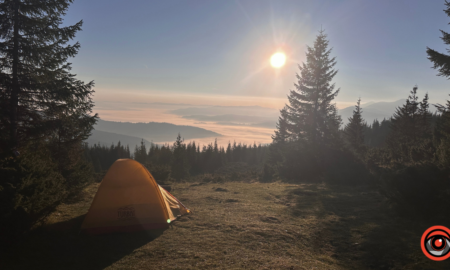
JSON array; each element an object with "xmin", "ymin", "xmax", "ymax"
[{"xmin": 270, "ymin": 52, "xmax": 286, "ymax": 68}]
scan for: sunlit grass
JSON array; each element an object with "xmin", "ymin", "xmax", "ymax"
[{"xmin": 3, "ymin": 180, "xmax": 449, "ymax": 269}]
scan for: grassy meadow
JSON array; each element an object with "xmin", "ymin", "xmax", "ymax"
[{"xmin": 2, "ymin": 179, "xmax": 449, "ymax": 270}]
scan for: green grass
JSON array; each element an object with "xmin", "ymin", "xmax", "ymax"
[{"xmin": 3, "ymin": 180, "xmax": 450, "ymax": 269}]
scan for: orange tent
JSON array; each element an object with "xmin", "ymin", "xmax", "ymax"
[{"xmin": 81, "ymin": 159, "xmax": 189, "ymax": 234}]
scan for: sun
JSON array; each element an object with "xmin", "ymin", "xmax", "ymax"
[{"xmin": 270, "ymin": 52, "xmax": 286, "ymax": 68}]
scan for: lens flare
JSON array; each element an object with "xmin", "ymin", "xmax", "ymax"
[{"xmin": 270, "ymin": 52, "xmax": 286, "ymax": 68}]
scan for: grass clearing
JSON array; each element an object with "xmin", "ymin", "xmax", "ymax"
[{"xmin": 2, "ymin": 181, "xmax": 450, "ymax": 269}]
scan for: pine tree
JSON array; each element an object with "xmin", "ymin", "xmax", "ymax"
[
  {"xmin": 372, "ymin": 119, "xmax": 380, "ymax": 130},
  {"xmin": 418, "ymin": 93, "xmax": 432, "ymax": 139},
  {"xmin": 387, "ymin": 86, "xmax": 434, "ymax": 163},
  {"xmin": 388, "ymin": 86, "xmax": 421, "ymax": 147},
  {"xmin": 0, "ymin": 0, "xmax": 97, "ymax": 153},
  {"xmin": 159, "ymin": 144, "xmax": 173, "ymax": 165},
  {"xmin": 426, "ymin": 1, "xmax": 450, "ymax": 167},
  {"xmin": 344, "ymin": 98, "xmax": 366, "ymax": 152},
  {"xmin": 433, "ymin": 95, "xmax": 450, "ymax": 167},
  {"xmin": 172, "ymin": 134, "xmax": 189, "ymax": 180},
  {"xmin": 133, "ymin": 139, "xmax": 147, "ymax": 164},
  {"xmin": 0, "ymin": 0, "xmax": 96, "ymax": 244},
  {"xmin": 226, "ymin": 142, "xmax": 232, "ymax": 162},
  {"xmin": 282, "ymin": 30, "xmax": 341, "ymax": 146},
  {"xmin": 427, "ymin": 1, "xmax": 450, "ymax": 79}
]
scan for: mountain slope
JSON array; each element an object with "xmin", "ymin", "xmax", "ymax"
[
  {"xmin": 94, "ymin": 119, "xmax": 222, "ymax": 143},
  {"xmin": 339, "ymin": 99, "xmax": 437, "ymax": 125},
  {"xmin": 85, "ymin": 130, "xmax": 151, "ymax": 148}
]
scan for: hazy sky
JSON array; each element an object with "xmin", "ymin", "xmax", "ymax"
[
  {"xmin": 61, "ymin": 0, "xmax": 450, "ymax": 145},
  {"xmin": 64, "ymin": 0, "xmax": 450, "ymax": 109}
]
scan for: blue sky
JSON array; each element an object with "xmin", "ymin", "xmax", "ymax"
[{"xmin": 64, "ymin": 0, "xmax": 450, "ymax": 111}]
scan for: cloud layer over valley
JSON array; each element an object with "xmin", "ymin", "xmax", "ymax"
[{"xmin": 91, "ymin": 98, "xmax": 433, "ymax": 148}]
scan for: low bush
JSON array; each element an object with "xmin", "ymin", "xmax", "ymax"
[
  {"xmin": 144, "ymin": 163, "xmax": 172, "ymax": 184},
  {"xmin": 378, "ymin": 163, "xmax": 450, "ymax": 219},
  {"xmin": 276, "ymin": 143, "xmax": 322, "ymax": 183},
  {"xmin": 0, "ymin": 148, "xmax": 66, "ymax": 248},
  {"xmin": 321, "ymin": 147, "xmax": 372, "ymax": 185},
  {"xmin": 260, "ymin": 163, "xmax": 276, "ymax": 182}
]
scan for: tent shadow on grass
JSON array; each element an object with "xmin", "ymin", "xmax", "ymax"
[{"xmin": 3, "ymin": 214, "xmax": 165, "ymax": 270}]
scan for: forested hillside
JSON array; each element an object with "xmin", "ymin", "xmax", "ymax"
[
  {"xmin": 86, "ymin": 130, "xmax": 152, "ymax": 148},
  {"xmin": 94, "ymin": 119, "xmax": 222, "ymax": 142}
]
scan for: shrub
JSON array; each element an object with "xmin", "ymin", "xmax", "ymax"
[
  {"xmin": 378, "ymin": 163, "xmax": 450, "ymax": 219},
  {"xmin": 277, "ymin": 143, "xmax": 322, "ymax": 183},
  {"xmin": 321, "ymin": 147, "xmax": 372, "ymax": 185},
  {"xmin": 145, "ymin": 163, "xmax": 172, "ymax": 184},
  {"xmin": 260, "ymin": 163, "xmax": 276, "ymax": 182},
  {"xmin": 0, "ymin": 148, "xmax": 66, "ymax": 248}
]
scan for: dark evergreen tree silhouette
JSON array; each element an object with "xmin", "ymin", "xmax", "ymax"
[
  {"xmin": 171, "ymin": 134, "xmax": 189, "ymax": 180},
  {"xmin": 427, "ymin": 1, "xmax": 450, "ymax": 79},
  {"xmin": 344, "ymin": 98, "xmax": 366, "ymax": 152},
  {"xmin": 226, "ymin": 142, "xmax": 232, "ymax": 162},
  {"xmin": 0, "ymin": 0, "xmax": 96, "ymax": 152},
  {"xmin": 364, "ymin": 119, "xmax": 391, "ymax": 147},
  {"xmin": 433, "ymin": 96, "xmax": 450, "ymax": 167},
  {"xmin": 388, "ymin": 86, "xmax": 422, "ymax": 147},
  {"xmin": 84, "ymin": 142, "xmax": 131, "ymax": 173},
  {"xmin": 0, "ymin": 0, "xmax": 96, "ymax": 244},
  {"xmin": 386, "ymin": 86, "xmax": 433, "ymax": 163},
  {"xmin": 133, "ymin": 139, "xmax": 147, "ymax": 164},
  {"xmin": 418, "ymin": 93, "xmax": 432, "ymax": 139},
  {"xmin": 85, "ymin": 137, "xmax": 269, "ymax": 179},
  {"xmin": 282, "ymin": 30, "xmax": 341, "ymax": 146}
]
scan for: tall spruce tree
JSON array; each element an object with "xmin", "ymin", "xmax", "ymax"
[
  {"xmin": 281, "ymin": 30, "xmax": 341, "ymax": 146},
  {"xmin": 427, "ymin": 1, "xmax": 450, "ymax": 166},
  {"xmin": 0, "ymin": 0, "xmax": 96, "ymax": 154},
  {"xmin": 344, "ymin": 98, "xmax": 366, "ymax": 152},
  {"xmin": 427, "ymin": 1, "xmax": 450, "ymax": 79},
  {"xmin": 0, "ymin": 0, "xmax": 96, "ymax": 246}
]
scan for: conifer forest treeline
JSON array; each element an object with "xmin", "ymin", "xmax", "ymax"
[
  {"xmin": 3, "ymin": 0, "xmax": 450, "ymax": 250},
  {"xmin": 84, "ymin": 136, "xmax": 269, "ymax": 183}
]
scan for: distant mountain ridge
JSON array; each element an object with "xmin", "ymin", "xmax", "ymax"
[
  {"xmin": 339, "ymin": 99, "xmax": 438, "ymax": 125},
  {"xmin": 93, "ymin": 119, "xmax": 222, "ymax": 143},
  {"xmin": 169, "ymin": 105, "xmax": 279, "ymax": 118},
  {"xmin": 169, "ymin": 105, "xmax": 279, "ymax": 129},
  {"xmin": 86, "ymin": 130, "xmax": 151, "ymax": 148},
  {"xmin": 182, "ymin": 114, "xmax": 277, "ymax": 129}
]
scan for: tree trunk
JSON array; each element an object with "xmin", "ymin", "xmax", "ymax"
[{"xmin": 10, "ymin": 0, "xmax": 20, "ymax": 149}]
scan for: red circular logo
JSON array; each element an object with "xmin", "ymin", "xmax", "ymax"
[{"xmin": 421, "ymin": 226, "xmax": 450, "ymax": 261}]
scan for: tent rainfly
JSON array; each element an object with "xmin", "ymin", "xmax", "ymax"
[{"xmin": 81, "ymin": 159, "xmax": 190, "ymax": 234}]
